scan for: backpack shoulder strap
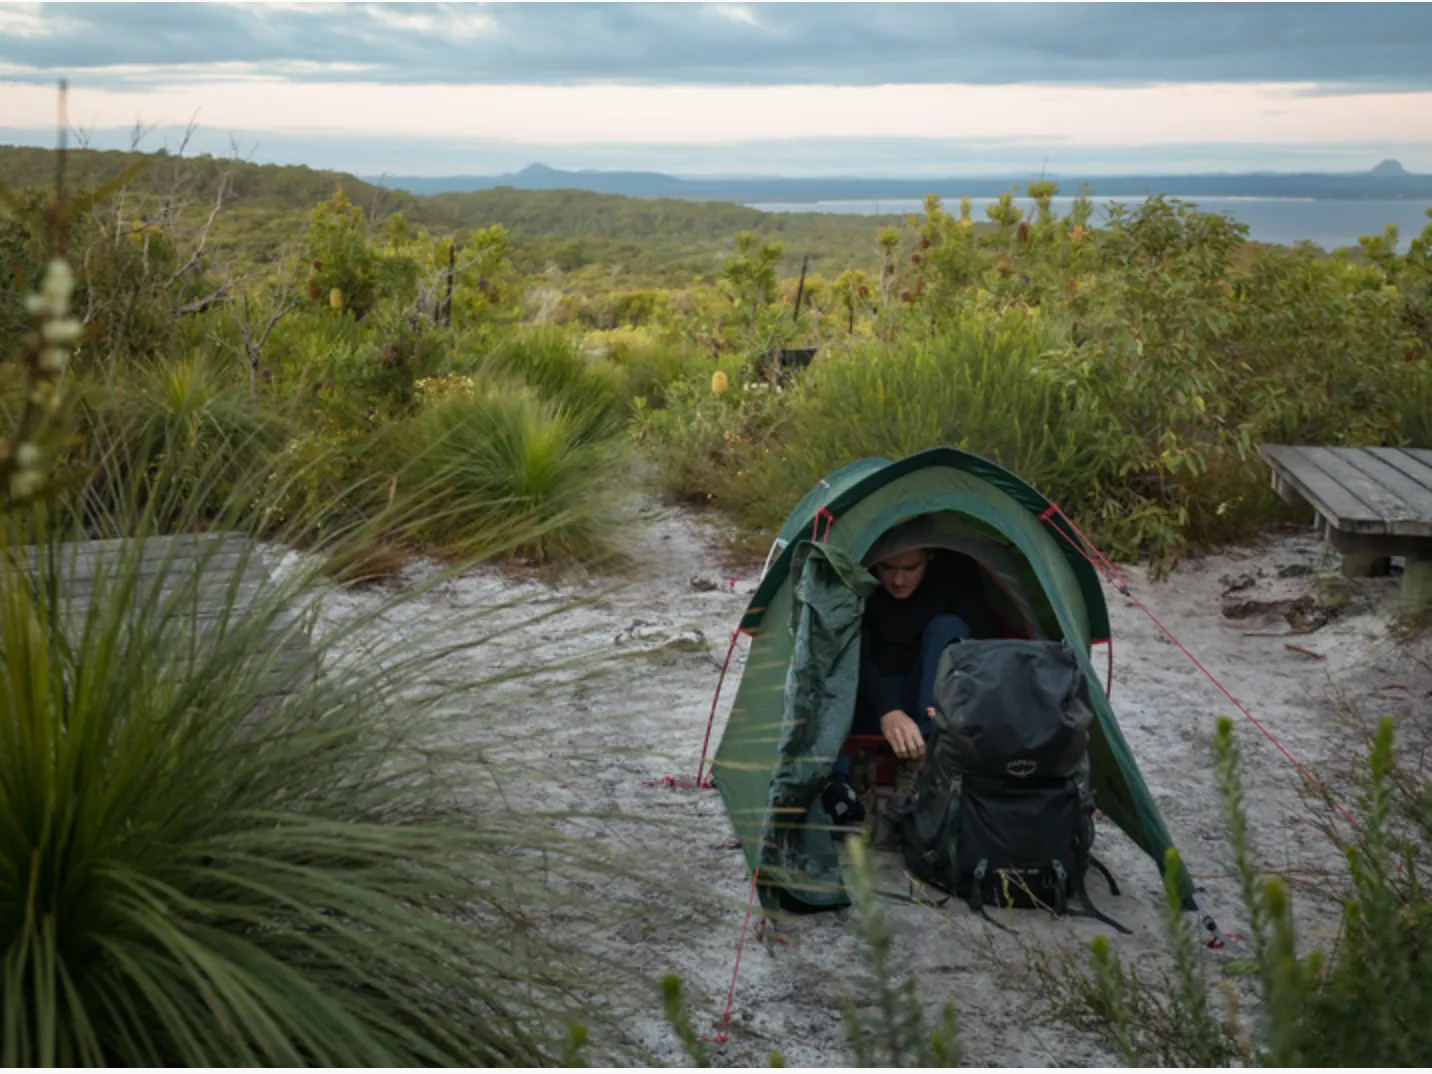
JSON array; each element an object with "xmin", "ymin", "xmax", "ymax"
[
  {"xmin": 1088, "ymin": 854, "xmax": 1121, "ymax": 897},
  {"xmin": 1071, "ymin": 869, "xmax": 1132, "ymax": 935}
]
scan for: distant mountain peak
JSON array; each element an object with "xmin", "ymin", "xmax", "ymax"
[
  {"xmin": 1370, "ymin": 159, "xmax": 1408, "ymax": 177},
  {"xmin": 515, "ymin": 163, "xmax": 559, "ymax": 176}
]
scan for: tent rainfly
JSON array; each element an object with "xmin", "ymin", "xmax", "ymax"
[{"xmin": 709, "ymin": 447, "xmax": 1206, "ymax": 924}]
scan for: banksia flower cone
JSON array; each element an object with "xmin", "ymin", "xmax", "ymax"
[
  {"xmin": 711, "ymin": 370, "xmax": 728, "ymax": 394},
  {"xmin": 329, "ymin": 288, "xmax": 345, "ymax": 311}
]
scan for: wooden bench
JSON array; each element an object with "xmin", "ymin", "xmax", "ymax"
[
  {"xmin": 1259, "ymin": 445, "xmax": 1432, "ymax": 618},
  {"xmin": 9, "ymin": 531, "xmax": 316, "ymax": 709}
]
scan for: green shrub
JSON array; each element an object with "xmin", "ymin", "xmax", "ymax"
[
  {"xmin": 1399, "ymin": 360, "xmax": 1432, "ymax": 448},
  {"xmin": 773, "ymin": 314, "xmax": 1092, "ymax": 511},
  {"xmin": 70, "ymin": 356, "xmax": 291, "ymax": 532},
  {"xmin": 584, "ymin": 326, "xmax": 697, "ymax": 410},
  {"xmin": 1047, "ymin": 715, "xmax": 1432, "ymax": 1066},
  {"xmin": 630, "ymin": 360, "xmax": 786, "ymax": 515},
  {"xmin": 0, "ymin": 499, "xmax": 624, "ymax": 1065},
  {"xmin": 474, "ymin": 327, "xmax": 628, "ymax": 444},
  {"xmin": 255, "ymin": 410, "xmax": 384, "ymax": 544},
  {"xmin": 391, "ymin": 383, "xmax": 626, "ymax": 563}
]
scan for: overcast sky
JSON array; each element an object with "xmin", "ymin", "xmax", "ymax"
[{"xmin": 2, "ymin": 2, "xmax": 1431, "ymax": 176}]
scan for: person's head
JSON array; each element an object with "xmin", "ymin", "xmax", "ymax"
[{"xmin": 874, "ymin": 547, "xmax": 931, "ymax": 600}]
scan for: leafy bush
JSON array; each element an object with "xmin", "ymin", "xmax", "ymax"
[
  {"xmin": 630, "ymin": 360, "xmax": 786, "ymax": 515},
  {"xmin": 586, "ymin": 326, "xmax": 699, "ymax": 409},
  {"xmin": 746, "ymin": 313, "xmax": 1099, "ymax": 531}
]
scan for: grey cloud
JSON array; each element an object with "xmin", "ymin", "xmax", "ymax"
[{"xmin": 2, "ymin": 2, "xmax": 1431, "ymax": 89}]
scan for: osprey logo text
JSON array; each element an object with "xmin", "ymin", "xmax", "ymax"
[{"xmin": 1006, "ymin": 758, "xmax": 1037, "ymax": 778}]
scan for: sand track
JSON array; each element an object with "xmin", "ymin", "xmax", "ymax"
[{"xmin": 317, "ymin": 502, "xmax": 1432, "ymax": 1065}]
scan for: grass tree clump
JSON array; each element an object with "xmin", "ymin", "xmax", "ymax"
[
  {"xmin": 72, "ymin": 356, "xmax": 292, "ymax": 532},
  {"xmin": 754, "ymin": 313, "xmax": 1099, "ymax": 530},
  {"xmin": 0, "ymin": 436, "xmax": 654, "ymax": 1064},
  {"xmin": 477, "ymin": 326, "xmax": 629, "ymax": 444},
  {"xmin": 391, "ymin": 381, "xmax": 627, "ymax": 565}
]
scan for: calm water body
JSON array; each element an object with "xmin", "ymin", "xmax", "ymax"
[{"xmin": 745, "ymin": 196, "xmax": 1432, "ymax": 252}]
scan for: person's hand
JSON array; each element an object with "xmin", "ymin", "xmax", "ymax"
[{"xmin": 880, "ymin": 709, "xmax": 925, "ymax": 760}]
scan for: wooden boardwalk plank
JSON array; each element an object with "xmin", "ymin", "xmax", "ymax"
[
  {"xmin": 1339, "ymin": 449, "xmax": 1432, "ymax": 519},
  {"xmin": 1406, "ymin": 447, "xmax": 1432, "ymax": 469},
  {"xmin": 1368, "ymin": 448, "xmax": 1432, "ymax": 497},
  {"xmin": 1261, "ymin": 443, "xmax": 1432, "ymax": 620},
  {"xmin": 7, "ymin": 532, "xmax": 315, "ymax": 706},
  {"xmin": 1303, "ymin": 447, "xmax": 1432, "ymax": 536},
  {"xmin": 1259, "ymin": 445, "xmax": 1381, "ymax": 531}
]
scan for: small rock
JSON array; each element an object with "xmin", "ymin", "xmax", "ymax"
[
  {"xmin": 614, "ymin": 618, "xmax": 662, "ymax": 645},
  {"xmin": 661, "ymin": 629, "xmax": 708, "ymax": 653},
  {"xmin": 1220, "ymin": 572, "xmax": 1257, "ymax": 594},
  {"xmin": 1221, "ymin": 593, "xmax": 1331, "ymax": 633},
  {"xmin": 1222, "ymin": 593, "xmax": 1313, "ymax": 621},
  {"xmin": 1277, "ymin": 564, "xmax": 1315, "ymax": 579},
  {"xmin": 690, "ymin": 576, "xmax": 720, "ymax": 592}
]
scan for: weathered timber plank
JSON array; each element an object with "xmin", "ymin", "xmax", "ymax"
[
  {"xmin": 15, "ymin": 546, "xmax": 265, "ymax": 585},
  {"xmin": 58, "ymin": 593, "xmax": 296, "ymax": 627},
  {"xmin": 1368, "ymin": 448, "xmax": 1432, "ymax": 497},
  {"xmin": 1405, "ymin": 447, "xmax": 1432, "ymax": 469},
  {"xmin": 14, "ymin": 531, "xmax": 251, "ymax": 561},
  {"xmin": 1324, "ymin": 527, "xmax": 1432, "ymax": 561},
  {"xmin": 1259, "ymin": 445, "xmax": 1382, "ymax": 532},
  {"xmin": 1326, "ymin": 449, "xmax": 1432, "ymax": 532},
  {"xmin": 1298, "ymin": 447, "xmax": 1432, "ymax": 534},
  {"xmin": 4, "ymin": 533, "xmax": 316, "ymax": 707},
  {"xmin": 46, "ymin": 567, "xmax": 276, "ymax": 603}
]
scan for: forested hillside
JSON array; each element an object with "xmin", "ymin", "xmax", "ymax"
[{"xmin": 0, "ymin": 144, "xmax": 899, "ymax": 281}]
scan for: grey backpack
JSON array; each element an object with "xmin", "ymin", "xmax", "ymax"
[{"xmin": 900, "ymin": 639, "xmax": 1126, "ymax": 930}]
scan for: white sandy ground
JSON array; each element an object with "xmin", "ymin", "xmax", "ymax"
[{"xmin": 307, "ymin": 501, "xmax": 1432, "ymax": 1067}]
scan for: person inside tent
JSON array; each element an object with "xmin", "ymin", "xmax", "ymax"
[{"xmin": 822, "ymin": 544, "xmax": 994, "ymax": 828}]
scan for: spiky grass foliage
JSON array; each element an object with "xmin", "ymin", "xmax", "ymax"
[
  {"xmin": 390, "ymin": 383, "xmax": 626, "ymax": 565},
  {"xmin": 477, "ymin": 327, "xmax": 629, "ymax": 443},
  {"xmin": 839, "ymin": 839, "xmax": 963, "ymax": 1067},
  {"xmin": 71, "ymin": 356, "xmax": 292, "ymax": 532},
  {"xmin": 1033, "ymin": 715, "xmax": 1432, "ymax": 1066},
  {"xmin": 0, "ymin": 424, "xmax": 657, "ymax": 1065}
]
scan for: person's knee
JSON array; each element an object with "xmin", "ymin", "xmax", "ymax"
[{"xmin": 924, "ymin": 613, "xmax": 970, "ymax": 646}]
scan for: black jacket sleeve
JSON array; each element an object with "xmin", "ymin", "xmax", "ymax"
[
  {"xmin": 857, "ymin": 617, "xmax": 903, "ymax": 718},
  {"xmin": 943, "ymin": 554, "xmax": 994, "ymax": 638}
]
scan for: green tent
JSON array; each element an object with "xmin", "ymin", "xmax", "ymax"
[{"xmin": 710, "ymin": 447, "xmax": 1196, "ymax": 915}]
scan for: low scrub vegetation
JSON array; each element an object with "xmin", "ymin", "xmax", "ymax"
[
  {"xmin": 4, "ymin": 126, "xmax": 1432, "ymax": 1066},
  {"xmin": 642, "ymin": 193, "xmax": 1432, "ymax": 568}
]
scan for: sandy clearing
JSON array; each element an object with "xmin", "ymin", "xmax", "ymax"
[{"xmin": 314, "ymin": 501, "xmax": 1432, "ymax": 1066}]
